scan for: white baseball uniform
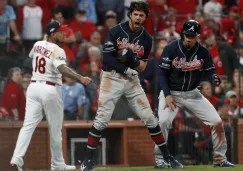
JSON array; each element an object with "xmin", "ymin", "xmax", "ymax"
[{"xmin": 11, "ymin": 40, "xmax": 68, "ymax": 169}]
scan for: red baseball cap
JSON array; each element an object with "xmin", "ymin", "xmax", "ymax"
[{"xmin": 229, "ymin": 6, "xmax": 239, "ymax": 13}]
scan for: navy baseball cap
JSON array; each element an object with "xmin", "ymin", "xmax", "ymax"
[{"xmin": 46, "ymin": 21, "xmax": 68, "ymax": 35}]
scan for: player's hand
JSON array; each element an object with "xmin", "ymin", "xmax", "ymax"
[
  {"xmin": 117, "ymin": 48, "xmax": 139, "ymax": 69},
  {"xmin": 164, "ymin": 95, "xmax": 176, "ymax": 112},
  {"xmin": 80, "ymin": 76, "xmax": 92, "ymax": 85}
]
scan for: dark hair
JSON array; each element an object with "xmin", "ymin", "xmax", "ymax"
[
  {"xmin": 53, "ymin": 6, "xmax": 63, "ymax": 16},
  {"xmin": 127, "ymin": 0, "xmax": 149, "ymax": 18}
]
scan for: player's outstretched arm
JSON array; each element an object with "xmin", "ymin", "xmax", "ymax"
[{"xmin": 58, "ymin": 64, "xmax": 92, "ymax": 85}]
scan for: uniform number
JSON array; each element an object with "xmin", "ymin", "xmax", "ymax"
[{"xmin": 34, "ymin": 56, "xmax": 46, "ymax": 74}]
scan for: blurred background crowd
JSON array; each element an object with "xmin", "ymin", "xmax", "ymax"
[{"xmin": 1, "ymin": 0, "xmax": 243, "ymax": 164}]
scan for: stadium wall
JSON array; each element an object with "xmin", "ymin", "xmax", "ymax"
[{"xmin": 0, "ymin": 120, "xmax": 243, "ymax": 170}]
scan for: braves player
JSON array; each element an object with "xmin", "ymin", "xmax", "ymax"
[
  {"xmin": 80, "ymin": 1, "xmax": 182, "ymax": 171},
  {"xmin": 10, "ymin": 21, "xmax": 92, "ymax": 171},
  {"xmin": 154, "ymin": 20, "xmax": 234, "ymax": 168}
]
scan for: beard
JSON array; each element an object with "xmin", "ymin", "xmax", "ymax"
[{"xmin": 132, "ymin": 19, "xmax": 145, "ymax": 28}]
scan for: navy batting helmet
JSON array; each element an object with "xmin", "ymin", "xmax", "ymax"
[{"xmin": 181, "ymin": 20, "xmax": 201, "ymax": 36}]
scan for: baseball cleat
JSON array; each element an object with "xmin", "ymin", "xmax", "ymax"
[
  {"xmin": 11, "ymin": 163, "xmax": 23, "ymax": 171},
  {"xmin": 154, "ymin": 159, "xmax": 170, "ymax": 169},
  {"xmin": 154, "ymin": 163, "xmax": 165, "ymax": 169},
  {"xmin": 214, "ymin": 161, "xmax": 234, "ymax": 167},
  {"xmin": 62, "ymin": 165, "xmax": 76, "ymax": 170},
  {"xmin": 164, "ymin": 155, "xmax": 183, "ymax": 169},
  {"xmin": 80, "ymin": 158, "xmax": 94, "ymax": 171},
  {"xmin": 51, "ymin": 164, "xmax": 76, "ymax": 170}
]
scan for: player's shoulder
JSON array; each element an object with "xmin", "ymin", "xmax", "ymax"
[
  {"xmin": 198, "ymin": 42, "xmax": 210, "ymax": 54},
  {"xmin": 31, "ymin": 40, "xmax": 45, "ymax": 50},
  {"xmin": 163, "ymin": 39, "xmax": 179, "ymax": 51},
  {"xmin": 109, "ymin": 22, "xmax": 123, "ymax": 36},
  {"xmin": 34, "ymin": 40, "xmax": 43, "ymax": 45},
  {"xmin": 142, "ymin": 28, "xmax": 152, "ymax": 41},
  {"xmin": 50, "ymin": 42, "xmax": 65, "ymax": 53}
]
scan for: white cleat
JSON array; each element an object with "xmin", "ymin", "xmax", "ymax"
[
  {"xmin": 64, "ymin": 165, "xmax": 76, "ymax": 170},
  {"xmin": 51, "ymin": 165, "xmax": 76, "ymax": 170},
  {"xmin": 11, "ymin": 163, "xmax": 23, "ymax": 171}
]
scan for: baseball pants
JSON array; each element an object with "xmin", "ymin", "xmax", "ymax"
[
  {"xmin": 154, "ymin": 89, "xmax": 227, "ymax": 164},
  {"xmin": 10, "ymin": 82, "xmax": 66, "ymax": 169},
  {"xmin": 93, "ymin": 70, "xmax": 158, "ymax": 130}
]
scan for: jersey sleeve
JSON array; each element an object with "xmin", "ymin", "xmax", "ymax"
[
  {"xmin": 52, "ymin": 48, "xmax": 67, "ymax": 69},
  {"xmin": 102, "ymin": 28, "xmax": 127, "ymax": 73},
  {"xmin": 159, "ymin": 45, "xmax": 172, "ymax": 70},
  {"xmin": 204, "ymin": 49, "xmax": 215, "ymax": 71},
  {"xmin": 103, "ymin": 30, "xmax": 117, "ymax": 54}
]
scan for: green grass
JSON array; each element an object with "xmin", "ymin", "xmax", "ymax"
[{"xmin": 26, "ymin": 165, "xmax": 243, "ymax": 171}]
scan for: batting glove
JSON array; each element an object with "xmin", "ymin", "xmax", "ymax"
[{"xmin": 117, "ymin": 48, "xmax": 140, "ymax": 69}]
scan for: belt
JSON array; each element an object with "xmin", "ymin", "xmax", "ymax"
[
  {"xmin": 31, "ymin": 80, "xmax": 56, "ymax": 86},
  {"xmin": 102, "ymin": 66, "xmax": 114, "ymax": 72},
  {"xmin": 170, "ymin": 87, "xmax": 197, "ymax": 92}
]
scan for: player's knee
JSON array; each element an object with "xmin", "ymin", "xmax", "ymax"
[
  {"xmin": 93, "ymin": 112, "xmax": 111, "ymax": 130},
  {"xmin": 144, "ymin": 116, "xmax": 157, "ymax": 128},
  {"xmin": 140, "ymin": 109, "xmax": 158, "ymax": 127},
  {"xmin": 93, "ymin": 119, "xmax": 108, "ymax": 131}
]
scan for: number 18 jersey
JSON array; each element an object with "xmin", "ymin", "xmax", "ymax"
[{"xmin": 29, "ymin": 40, "xmax": 67, "ymax": 85}]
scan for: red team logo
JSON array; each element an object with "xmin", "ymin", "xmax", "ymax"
[
  {"xmin": 172, "ymin": 56, "xmax": 204, "ymax": 71},
  {"xmin": 116, "ymin": 37, "xmax": 144, "ymax": 58}
]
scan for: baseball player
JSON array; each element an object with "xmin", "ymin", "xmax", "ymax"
[
  {"xmin": 80, "ymin": 1, "xmax": 183, "ymax": 171},
  {"xmin": 154, "ymin": 19, "xmax": 234, "ymax": 168},
  {"xmin": 10, "ymin": 21, "xmax": 92, "ymax": 171}
]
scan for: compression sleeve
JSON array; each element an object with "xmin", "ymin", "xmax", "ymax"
[{"xmin": 159, "ymin": 69, "xmax": 171, "ymax": 97}]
